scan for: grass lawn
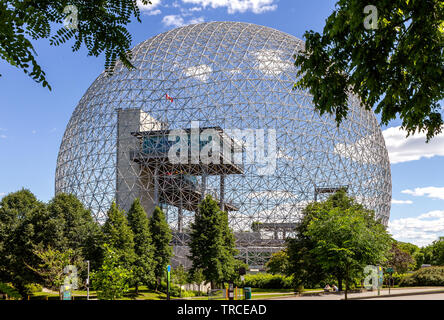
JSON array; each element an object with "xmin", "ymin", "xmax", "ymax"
[
  {"xmin": 27, "ymin": 286, "xmax": 325, "ymax": 300},
  {"xmin": 28, "ymin": 285, "xmax": 179, "ymax": 300}
]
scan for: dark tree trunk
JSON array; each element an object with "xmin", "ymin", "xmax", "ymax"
[
  {"xmin": 337, "ymin": 277, "xmax": 343, "ymax": 291},
  {"xmin": 135, "ymin": 283, "xmax": 139, "ymax": 295},
  {"xmin": 344, "ymin": 265, "xmax": 349, "ymax": 300}
]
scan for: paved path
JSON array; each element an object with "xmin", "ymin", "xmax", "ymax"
[
  {"xmin": 262, "ymin": 287, "xmax": 444, "ymax": 300},
  {"xmin": 369, "ymin": 293, "xmax": 444, "ymax": 300}
]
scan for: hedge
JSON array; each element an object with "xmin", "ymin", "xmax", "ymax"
[
  {"xmin": 240, "ymin": 274, "xmax": 293, "ymax": 289},
  {"xmin": 399, "ymin": 266, "xmax": 444, "ymax": 287}
]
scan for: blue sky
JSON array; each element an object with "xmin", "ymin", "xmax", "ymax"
[{"xmin": 1, "ymin": 0, "xmax": 443, "ymax": 247}]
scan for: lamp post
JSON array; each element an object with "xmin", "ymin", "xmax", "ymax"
[{"xmin": 86, "ymin": 260, "xmax": 90, "ymax": 300}]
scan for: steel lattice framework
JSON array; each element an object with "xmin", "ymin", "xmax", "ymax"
[{"xmin": 55, "ymin": 21, "xmax": 391, "ymax": 268}]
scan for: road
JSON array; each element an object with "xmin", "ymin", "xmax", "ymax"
[{"xmin": 366, "ymin": 293, "xmax": 444, "ymax": 300}]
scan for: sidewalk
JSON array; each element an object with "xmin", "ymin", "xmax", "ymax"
[{"xmin": 263, "ymin": 287, "xmax": 444, "ymax": 300}]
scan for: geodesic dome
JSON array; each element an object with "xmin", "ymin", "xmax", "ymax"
[{"xmin": 55, "ymin": 21, "xmax": 391, "ymax": 266}]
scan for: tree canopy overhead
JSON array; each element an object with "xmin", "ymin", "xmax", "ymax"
[
  {"xmin": 294, "ymin": 0, "xmax": 444, "ymax": 141},
  {"xmin": 0, "ymin": 0, "xmax": 151, "ymax": 89}
]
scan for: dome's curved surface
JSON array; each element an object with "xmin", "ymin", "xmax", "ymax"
[{"xmin": 56, "ymin": 21, "xmax": 391, "ymax": 265}]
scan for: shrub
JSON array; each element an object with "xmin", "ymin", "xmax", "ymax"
[
  {"xmin": 24, "ymin": 283, "xmax": 43, "ymax": 294},
  {"xmin": 0, "ymin": 283, "xmax": 22, "ymax": 300},
  {"xmin": 389, "ymin": 273, "xmax": 410, "ymax": 286},
  {"xmin": 239, "ymin": 273, "xmax": 293, "ymax": 289},
  {"xmin": 399, "ymin": 266, "xmax": 444, "ymax": 287}
]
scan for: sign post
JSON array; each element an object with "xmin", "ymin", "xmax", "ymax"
[
  {"xmin": 377, "ymin": 266, "xmax": 383, "ymax": 296},
  {"xmin": 86, "ymin": 260, "xmax": 90, "ymax": 300},
  {"xmin": 167, "ymin": 265, "xmax": 171, "ymax": 300},
  {"xmin": 386, "ymin": 267, "xmax": 394, "ymax": 295}
]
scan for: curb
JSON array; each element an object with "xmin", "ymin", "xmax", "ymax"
[{"xmin": 345, "ymin": 289, "xmax": 444, "ymax": 300}]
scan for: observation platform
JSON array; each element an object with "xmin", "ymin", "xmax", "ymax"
[{"xmin": 130, "ymin": 126, "xmax": 244, "ymax": 214}]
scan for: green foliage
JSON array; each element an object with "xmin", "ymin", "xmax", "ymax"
[
  {"xmin": 0, "ymin": 0, "xmax": 152, "ymax": 89},
  {"xmin": 23, "ymin": 282, "xmax": 43, "ymax": 294},
  {"xmin": 385, "ymin": 242, "xmax": 415, "ymax": 273},
  {"xmin": 102, "ymin": 202, "xmax": 136, "ymax": 269},
  {"xmin": 265, "ymin": 249, "xmax": 289, "ymax": 275},
  {"xmin": 400, "ymin": 266, "xmax": 444, "ymax": 287},
  {"xmin": 91, "ymin": 244, "xmax": 132, "ymax": 300},
  {"xmin": 46, "ymin": 193, "xmax": 103, "ymax": 271},
  {"xmin": 0, "ymin": 189, "xmax": 59, "ymax": 293},
  {"xmin": 188, "ymin": 268, "xmax": 206, "ymax": 294},
  {"xmin": 188, "ymin": 195, "xmax": 240, "ymax": 286},
  {"xmin": 286, "ymin": 190, "xmax": 391, "ymax": 297},
  {"xmin": 237, "ymin": 273, "xmax": 293, "ymax": 289},
  {"xmin": 286, "ymin": 190, "xmax": 360, "ymax": 289},
  {"xmin": 422, "ymin": 237, "xmax": 444, "ymax": 266},
  {"xmin": 127, "ymin": 199, "xmax": 155, "ymax": 290},
  {"xmin": 294, "ymin": 0, "xmax": 444, "ymax": 140},
  {"xmin": 306, "ymin": 203, "xmax": 391, "ymax": 298},
  {"xmin": 26, "ymin": 245, "xmax": 84, "ymax": 291},
  {"xmin": 0, "ymin": 282, "xmax": 22, "ymax": 299},
  {"xmin": 172, "ymin": 264, "xmax": 188, "ymax": 297},
  {"xmin": 389, "ymin": 272, "xmax": 410, "ymax": 286},
  {"xmin": 149, "ymin": 206, "xmax": 173, "ymax": 284}
]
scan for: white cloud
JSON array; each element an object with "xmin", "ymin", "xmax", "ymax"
[
  {"xmin": 0, "ymin": 134, "xmax": 6, "ymax": 139},
  {"xmin": 334, "ymin": 134, "xmax": 381, "ymax": 165},
  {"xmin": 388, "ymin": 210, "xmax": 444, "ymax": 247},
  {"xmin": 162, "ymin": 14, "xmax": 185, "ymax": 27},
  {"xmin": 32, "ymin": 130, "xmax": 37, "ymax": 134},
  {"xmin": 189, "ymin": 6, "xmax": 202, "ymax": 11},
  {"xmin": 183, "ymin": 64, "xmax": 212, "ymax": 81},
  {"xmin": 162, "ymin": 13, "xmax": 204, "ymax": 28},
  {"xmin": 182, "ymin": 0, "xmax": 277, "ymax": 14},
  {"xmin": 148, "ymin": 9, "xmax": 162, "ymax": 15},
  {"xmin": 401, "ymin": 187, "xmax": 444, "ymax": 200},
  {"xmin": 255, "ymin": 49, "xmax": 292, "ymax": 76},
  {"xmin": 391, "ymin": 199, "xmax": 413, "ymax": 205},
  {"xmin": 189, "ymin": 16, "xmax": 204, "ymax": 24},
  {"xmin": 138, "ymin": 0, "xmax": 162, "ymax": 15},
  {"xmin": 382, "ymin": 126, "xmax": 444, "ymax": 164}
]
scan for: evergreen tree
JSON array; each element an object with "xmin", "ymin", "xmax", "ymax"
[
  {"xmin": 127, "ymin": 198, "xmax": 155, "ymax": 293},
  {"xmin": 149, "ymin": 206, "xmax": 172, "ymax": 289},
  {"xmin": 219, "ymin": 210, "xmax": 239, "ymax": 282},
  {"xmin": 102, "ymin": 202, "xmax": 135, "ymax": 269},
  {"xmin": 189, "ymin": 195, "xmax": 239, "ymax": 288}
]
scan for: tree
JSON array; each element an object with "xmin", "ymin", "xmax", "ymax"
[
  {"xmin": 385, "ymin": 242, "xmax": 415, "ymax": 273},
  {"xmin": 0, "ymin": 190, "xmax": 60, "ymax": 294},
  {"xmin": 294, "ymin": 0, "xmax": 444, "ymax": 141},
  {"xmin": 172, "ymin": 265, "xmax": 188, "ymax": 298},
  {"xmin": 102, "ymin": 202, "xmax": 135, "ymax": 269},
  {"xmin": 188, "ymin": 195, "xmax": 239, "ymax": 288},
  {"xmin": 305, "ymin": 204, "xmax": 391, "ymax": 299},
  {"xmin": 219, "ymin": 210, "xmax": 240, "ymax": 283},
  {"xmin": 149, "ymin": 206, "xmax": 172, "ymax": 289},
  {"xmin": 25, "ymin": 245, "xmax": 85, "ymax": 293},
  {"xmin": 91, "ymin": 244, "xmax": 132, "ymax": 300},
  {"xmin": 423, "ymin": 237, "xmax": 444, "ymax": 266},
  {"xmin": 265, "ymin": 249, "xmax": 289, "ymax": 275},
  {"xmin": 46, "ymin": 193, "xmax": 103, "ymax": 271},
  {"xmin": 127, "ymin": 198, "xmax": 155, "ymax": 294},
  {"xmin": 286, "ymin": 191, "xmax": 356, "ymax": 291},
  {"xmin": 1, "ymin": 0, "xmax": 152, "ymax": 89},
  {"xmin": 188, "ymin": 268, "xmax": 205, "ymax": 296}
]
